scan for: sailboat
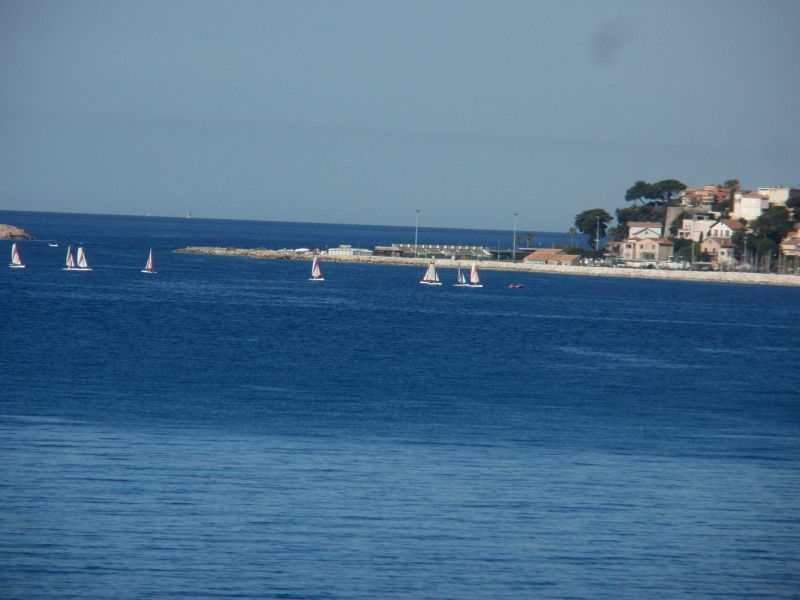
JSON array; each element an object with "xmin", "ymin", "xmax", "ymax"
[
  {"xmin": 141, "ymin": 248, "xmax": 156, "ymax": 274},
  {"xmin": 467, "ymin": 261, "xmax": 483, "ymax": 288},
  {"xmin": 309, "ymin": 256, "xmax": 324, "ymax": 281},
  {"xmin": 63, "ymin": 245, "xmax": 76, "ymax": 270},
  {"xmin": 453, "ymin": 266, "xmax": 469, "ymax": 287},
  {"xmin": 64, "ymin": 245, "xmax": 91, "ymax": 271},
  {"xmin": 76, "ymin": 246, "xmax": 92, "ymax": 271},
  {"xmin": 420, "ymin": 262, "xmax": 442, "ymax": 285},
  {"xmin": 9, "ymin": 243, "xmax": 26, "ymax": 269}
]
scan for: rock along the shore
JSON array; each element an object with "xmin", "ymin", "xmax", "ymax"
[{"xmin": 0, "ymin": 224, "xmax": 36, "ymax": 240}]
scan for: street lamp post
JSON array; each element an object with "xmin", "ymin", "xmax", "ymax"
[
  {"xmin": 595, "ymin": 216, "xmax": 600, "ymax": 252},
  {"xmin": 512, "ymin": 212, "xmax": 518, "ymax": 262},
  {"xmin": 743, "ymin": 233, "xmax": 748, "ymax": 270},
  {"xmin": 414, "ymin": 209, "xmax": 420, "ymax": 258}
]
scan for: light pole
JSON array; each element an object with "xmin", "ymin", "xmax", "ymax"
[
  {"xmin": 743, "ymin": 233, "xmax": 748, "ymax": 270},
  {"xmin": 595, "ymin": 216, "xmax": 600, "ymax": 252},
  {"xmin": 414, "ymin": 209, "xmax": 420, "ymax": 258},
  {"xmin": 512, "ymin": 212, "xmax": 518, "ymax": 261}
]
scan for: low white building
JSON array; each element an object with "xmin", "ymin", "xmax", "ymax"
[
  {"xmin": 707, "ymin": 219, "xmax": 746, "ymax": 239},
  {"xmin": 324, "ymin": 245, "xmax": 373, "ymax": 257},
  {"xmin": 627, "ymin": 221, "xmax": 663, "ymax": 239}
]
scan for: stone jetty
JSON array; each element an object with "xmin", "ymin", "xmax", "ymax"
[{"xmin": 174, "ymin": 246, "xmax": 800, "ymax": 287}]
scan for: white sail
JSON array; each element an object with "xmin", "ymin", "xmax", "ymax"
[
  {"xmin": 9, "ymin": 243, "xmax": 25, "ymax": 268},
  {"xmin": 64, "ymin": 246, "xmax": 76, "ymax": 269},
  {"xmin": 469, "ymin": 261, "xmax": 482, "ymax": 286},
  {"xmin": 78, "ymin": 246, "xmax": 89, "ymax": 270},
  {"xmin": 454, "ymin": 267, "xmax": 467, "ymax": 286},
  {"xmin": 309, "ymin": 256, "xmax": 324, "ymax": 281},
  {"xmin": 420, "ymin": 262, "xmax": 441, "ymax": 285},
  {"xmin": 142, "ymin": 248, "xmax": 156, "ymax": 274}
]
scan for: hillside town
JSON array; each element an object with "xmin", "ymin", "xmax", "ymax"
[
  {"xmin": 557, "ymin": 182, "xmax": 800, "ymax": 273},
  {"xmin": 319, "ymin": 183, "xmax": 800, "ymax": 275}
]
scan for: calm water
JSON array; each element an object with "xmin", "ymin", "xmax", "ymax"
[{"xmin": 1, "ymin": 211, "xmax": 799, "ymax": 598}]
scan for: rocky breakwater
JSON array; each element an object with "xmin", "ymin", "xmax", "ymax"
[
  {"xmin": 175, "ymin": 247, "xmax": 315, "ymax": 260},
  {"xmin": 174, "ymin": 246, "xmax": 800, "ymax": 287},
  {"xmin": 0, "ymin": 224, "xmax": 35, "ymax": 240}
]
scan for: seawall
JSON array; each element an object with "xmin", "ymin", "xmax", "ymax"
[{"xmin": 174, "ymin": 246, "xmax": 800, "ymax": 287}]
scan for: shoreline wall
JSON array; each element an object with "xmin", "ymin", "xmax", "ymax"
[{"xmin": 174, "ymin": 246, "xmax": 800, "ymax": 287}]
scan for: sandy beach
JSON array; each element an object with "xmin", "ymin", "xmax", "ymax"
[{"xmin": 175, "ymin": 246, "xmax": 800, "ymax": 287}]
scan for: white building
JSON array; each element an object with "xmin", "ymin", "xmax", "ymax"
[
  {"xmin": 627, "ymin": 221, "xmax": 663, "ymax": 239},
  {"xmin": 757, "ymin": 186, "xmax": 800, "ymax": 208},
  {"xmin": 731, "ymin": 193, "xmax": 770, "ymax": 221},
  {"xmin": 324, "ymin": 245, "xmax": 373, "ymax": 257},
  {"xmin": 707, "ymin": 219, "xmax": 746, "ymax": 239},
  {"xmin": 676, "ymin": 215, "xmax": 715, "ymax": 241}
]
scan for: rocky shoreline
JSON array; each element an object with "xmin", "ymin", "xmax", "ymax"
[
  {"xmin": 175, "ymin": 246, "xmax": 800, "ymax": 287},
  {"xmin": 0, "ymin": 224, "xmax": 35, "ymax": 240}
]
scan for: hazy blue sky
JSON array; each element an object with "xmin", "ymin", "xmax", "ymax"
[{"xmin": 1, "ymin": 0, "xmax": 798, "ymax": 231}]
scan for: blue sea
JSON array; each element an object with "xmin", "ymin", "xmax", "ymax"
[{"xmin": 1, "ymin": 210, "xmax": 799, "ymax": 599}]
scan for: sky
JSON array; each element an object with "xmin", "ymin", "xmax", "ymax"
[{"xmin": 1, "ymin": 0, "xmax": 798, "ymax": 231}]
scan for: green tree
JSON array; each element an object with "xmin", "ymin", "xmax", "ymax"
[
  {"xmin": 518, "ymin": 231, "xmax": 534, "ymax": 247},
  {"xmin": 624, "ymin": 179, "xmax": 687, "ymax": 207},
  {"xmin": 575, "ymin": 209, "xmax": 613, "ymax": 250},
  {"xmin": 787, "ymin": 196, "xmax": 800, "ymax": 223},
  {"xmin": 625, "ymin": 180, "xmax": 654, "ymax": 205},
  {"xmin": 723, "ymin": 179, "xmax": 740, "ymax": 190},
  {"xmin": 672, "ymin": 238, "xmax": 693, "ymax": 262},
  {"xmin": 752, "ymin": 206, "xmax": 792, "ymax": 246},
  {"xmin": 650, "ymin": 179, "xmax": 687, "ymax": 206},
  {"xmin": 731, "ymin": 229, "xmax": 747, "ymax": 262},
  {"xmin": 713, "ymin": 179, "xmax": 740, "ymax": 215},
  {"xmin": 744, "ymin": 207, "xmax": 793, "ymax": 271}
]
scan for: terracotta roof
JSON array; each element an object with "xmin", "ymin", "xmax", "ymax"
[
  {"xmin": 524, "ymin": 249, "xmax": 565, "ymax": 259},
  {"xmin": 720, "ymin": 219, "xmax": 746, "ymax": 230},
  {"xmin": 523, "ymin": 249, "xmax": 579, "ymax": 262}
]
